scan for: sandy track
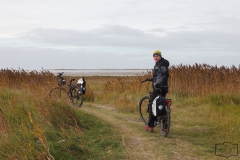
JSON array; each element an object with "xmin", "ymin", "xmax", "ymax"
[
  {"xmin": 80, "ymin": 104, "xmax": 220, "ymax": 160},
  {"xmin": 81, "ymin": 104, "xmax": 162, "ymax": 159}
]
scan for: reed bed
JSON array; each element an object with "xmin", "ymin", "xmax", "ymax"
[
  {"xmin": 100, "ymin": 64, "xmax": 240, "ymax": 110},
  {"xmin": 1, "ymin": 65, "xmax": 240, "ymax": 158},
  {"xmin": 101, "ymin": 71, "xmax": 152, "ymax": 112},
  {"xmin": 0, "ymin": 69, "xmax": 92, "ymax": 159},
  {"xmin": 169, "ymin": 63, "xmax": 240, "ymax": 97},
  {"xmin": 98, "ymin": 64, "xmax": 240, "ymax": 143},
  {"xmin": 0, "ymin": 69, "xmax": 54, "ymax": 94}
]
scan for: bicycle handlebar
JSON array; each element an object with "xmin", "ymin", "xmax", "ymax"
[
  {"xmin": 57, "ymin": 72, "xmax": 64, "ymax": 78},
  {"xmin": 56, "ymin": 72, "xmax": 76, "ymax": 86},
  {"xmin": 141, "ymin": 78, "xmax": 153, "ymax": 83}
]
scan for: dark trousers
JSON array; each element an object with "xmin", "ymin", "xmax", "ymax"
[{"xmin": 148, "ymin": 89, "xmax": 167, "ymax": 127}]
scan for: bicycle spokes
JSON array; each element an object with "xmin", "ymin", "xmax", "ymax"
[
  {"xmin": 70, "ymin": 86, "xmax": 84, "ymax": 107},
  {"xmin": 157, "ymin": 113, "xmax": 170, "ymax": 137}
]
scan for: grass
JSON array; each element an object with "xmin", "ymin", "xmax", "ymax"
[
  {"xmin": 0, "ymin": 88, "xmax": 84, "ymax": 159},
  {"xmin": 1, "ymin": 66, "xmax": 240, "ymax": 159},
  {"xmin": 0, "ymin": 88, "xmax": 127, "ymax": 159},
  {"xmin": 89, "ymin": 69, "xmax": 240, "ymax": 158},
  {"xmin": 0, "ymin": 70, "xmax": 127, "ymax": 160},
  {"xmin": 79, "ymin": 110, "xmax": 127, "ymax": 159},
  {"xmin": 169, "ymin": 95, "xmax": 240, "ymax": 158}
]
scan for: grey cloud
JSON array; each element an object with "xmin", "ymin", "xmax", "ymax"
[
  {"xmin": 0, "ymin": 46, "xmax": 153, "ymax": 69},
  {"xmin": 19, "ymin": 25, "xmax": 160, "ymax": 47},
  {"xmin": 19, "ymin": 25, "xmax": 240, "ymax": 52},
  {"xmin": 215, "ymin": 16, "xmax": 240, "ymax": 31},
  {"xmin": 148, "ymin": 28, "xmax": 165, "ymax": 32}
]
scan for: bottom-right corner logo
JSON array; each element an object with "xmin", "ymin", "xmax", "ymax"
[{"xmin": 215, "ymin": 142, "xmax": 238, "ymax": 158}]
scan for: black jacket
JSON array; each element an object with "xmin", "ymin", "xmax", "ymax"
[{"xmin": 152, "ymin": 57, "xmax": 169, "ymax": 93}]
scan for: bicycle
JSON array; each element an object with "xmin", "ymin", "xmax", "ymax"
[
  {"xmin": 138, "ymin": 78, "xmax": 172, "ymax": 137},
  {"xmin": 49, "ymin": 72, "xmax": 84, "ymax": 107}
]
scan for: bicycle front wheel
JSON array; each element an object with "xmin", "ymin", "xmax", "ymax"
[
  {"xmin": 70, "ymin": 86, "xmax": 84, "ymax": 107},
  {"xmin": 139, "ymin": 96, "xmax": 150, "ymax": 125},
  {"xmin": 49, "ymin": 87, "xmax": 69, "ymax": 101}
]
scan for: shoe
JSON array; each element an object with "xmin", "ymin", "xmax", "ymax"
[{"xmin": 145, "ymin": 126, "xmax": 153, "ymax": 132}]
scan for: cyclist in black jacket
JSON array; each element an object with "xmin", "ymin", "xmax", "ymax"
[{"xmin": 145, "ymin": 50, "xmax": 170, "ymax": 132}]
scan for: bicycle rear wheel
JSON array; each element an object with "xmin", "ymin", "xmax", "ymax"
[
  {"xmin": 70, "ymin": 86, "xmax": 84, "ymax": 107},
  {"xmin": 139, "ymin": 96, "xmax": 150, "ymax": 125},
  {"xmin": 157, "ymin": 106, "xmax": 171, "ymax": 137},
  {"xmin": 49, "ymin": 87, "xmax": 69, "ymax": 101}
]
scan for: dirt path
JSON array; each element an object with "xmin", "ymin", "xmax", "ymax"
[
  {"xmin": 82, "ymin": 104, "xmax": 162, "ymax": 159},
  {"xmin": 80, "ymin": 104, "xmax": 221, "ymax": 160}
]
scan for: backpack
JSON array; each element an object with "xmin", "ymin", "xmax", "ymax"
[
  {"xmin": 82, "ymin": 79, "xmax": 86, "ymax": 95},
  {"xmin": 77, "ymin": 77, "xmax": 86, "ymax": 95},
  {"xmin": 152, "ymin": 95, "xmax": 166, "ymax": 116}
]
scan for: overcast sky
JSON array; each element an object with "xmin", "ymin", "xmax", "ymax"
[{"xmin": 1, "ymin": 0, "xmax": 240, "ymax": 70}]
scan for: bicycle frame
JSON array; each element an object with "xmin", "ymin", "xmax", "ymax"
[{"xmin": 56, "ymin": 72, "xmax": 75, "ymax": 93}]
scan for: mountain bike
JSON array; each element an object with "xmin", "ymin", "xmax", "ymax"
[
  {"xmin": 49, "ymin": 72, "xmax": 84, "ymax": 107},
  {"xmin": 138, "ymin": 78, "xmax": 172, "ymax": 137}
]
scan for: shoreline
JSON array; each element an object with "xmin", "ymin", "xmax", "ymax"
[{"xmin": 46, "ymin": 69, "xmax": 152, "ymax": 76}]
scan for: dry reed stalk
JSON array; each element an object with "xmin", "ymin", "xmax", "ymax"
[{"xmin": 169, "ymin": 64, "xmax": 240, "ymax": 97}]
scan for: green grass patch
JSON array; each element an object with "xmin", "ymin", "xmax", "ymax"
[
  {"xmin": 0, "ymin": 88, "xmax": 127, "ymax": 160},
  {"xmin": 170, "ymin": 94, "xmax": 240, "ymax": 153},
  {"xmin": 77, "ymin": 110, "xmax": 127, "ymax": 160}
]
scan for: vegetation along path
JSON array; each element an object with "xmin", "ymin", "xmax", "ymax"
[{"xmin": 80, "ymin": 103, "xmax": 228, "ymax": 160}]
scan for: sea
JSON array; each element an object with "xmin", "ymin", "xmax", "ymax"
[{"xmin": 46, "ymin": 69, "xmax": 152, "ymax": 76}]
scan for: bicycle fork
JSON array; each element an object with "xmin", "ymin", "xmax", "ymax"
[{"xmin": 147, "ymin": 92, "xmax": 152, "ymax": 113}]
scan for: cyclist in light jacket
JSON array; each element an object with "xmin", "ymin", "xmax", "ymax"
[{"xmin": 145, "ymin": 50, "xmax": 170, "ymax": 132}]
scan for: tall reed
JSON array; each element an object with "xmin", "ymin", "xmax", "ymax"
[
  {"xmin": 169, "ymin": 63, "xmax": 240, "ymax": 97},
  {"xmin": 97, "ymin": 64, "xmax": 240, "ymax": 143},
  {"xmin": 100, "ymin": 64, "xmax": 240, "ymax": 111},
  {"xmin": 0, "ymin": 69, "xmax": 90, "ymax": 159}
]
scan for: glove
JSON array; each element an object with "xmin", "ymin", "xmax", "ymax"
[{"xmin": 154, "ymin": 83, "xmax": 161, "ymax": 88}]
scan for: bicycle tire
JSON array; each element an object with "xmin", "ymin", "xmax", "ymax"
[
  {"xmin": 70, "ymin": 86, "xmax": 84, "ymax": 107},
  {"xmin": 139, "ymin": 96, "xmax": 158, "ymax": 127},
  {"xmin": 139, "ymin": 96, "xmax": 150, "ymax": 125},
  {"xmin": 49, "ymin": 87, "xmax": 69, "ymax": 101},
  {"xmin": 157, "ymin": 106, "xmax": 171, "ymax": 137}
]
